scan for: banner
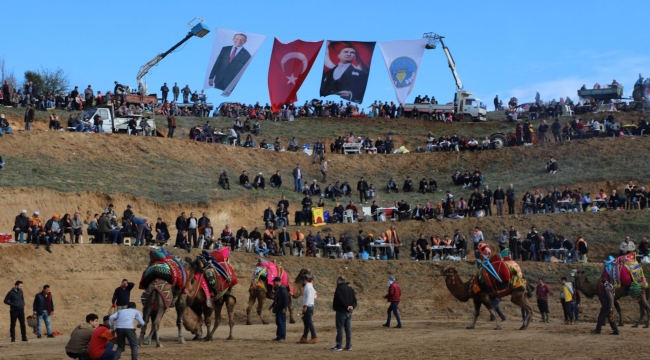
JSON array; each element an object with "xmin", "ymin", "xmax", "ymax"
[
  {"xmin": 379, "ymin": 39, "xmax": 427, "ymax": 105},
  {"xmin": 319, "ymin": 41, "xmax": 375, "ymax": 104},
  {"xmin": 204, "ymin": 28, "xmax": 266, "ymax": 96},
  {"xmin": 268, "ymin": 38, "xmax": 323, "ymax": 112}
]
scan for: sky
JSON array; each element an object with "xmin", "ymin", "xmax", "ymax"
[{"xmin": 2, "ymin": 0, "xmax": 649, "ymax": 107}]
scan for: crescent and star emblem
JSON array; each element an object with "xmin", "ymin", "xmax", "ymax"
[{"xmin": 280, "ymin": 52, "xmax": 308, "ymax": 85}]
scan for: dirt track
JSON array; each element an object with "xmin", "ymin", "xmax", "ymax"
[{"xmin": 0, "ymin": 320, "xmax": 640, "ymax": 359}]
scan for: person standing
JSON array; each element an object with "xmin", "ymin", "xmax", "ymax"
[
  {"xmin": 24, "ymin": 104, "xmax": 34, "ymax": 130},
  {"xmin": 109, "ymin": 302, "xmax": 144, "ymax": 360},
  {"xmin": 382, "ymin": 276, "xmax": 402, "ymax": 328},
  {"xmin": 187, "ymin": 212, "xmax": 198, "ymax": 248},
  {"xmin": 4, "ymin": 280, "xmax": 28, "ymax": 342},
  {"xmin": 65, "ymin": 313, "xmax": 99, "ymax": 359},
  {"xmin": 172, "ymin": 82, "xmax": 180, "ymax": 102},
  {"xmin": 33, "ymin": 284, "xmax": 54, "ymax": 338},
  {"xmin": 320, "ymin": 160, "xmax": 329, "ymax": 182},
  {"xmin": 357, "ymin": 177, "xmax": 369, "ymax": 204},
  {"xmin": 536, "ymin": 278, "xmax": 552, "ymax": 323},
  {"xmin": 483, "ymin": 185, "xmax": 493, "ymax": 216},
  {"xmin": 331, "ymin": 276, "xmax": 357, "ymax": 351},
  {"xmin": 292, "ymin": 164, "xmax": 303, "ymax": 193},
  {"xmin": 493, "ymin": 95, "xmax": 499, "ymax": 111},
  {"xmin": 506, "ymin": 184, "xmax": 516, "ymax": 215},
  {"xmin": 312, "ymin": 138, "xmax": 325, "ymax": 164},
  {"xmin": 297, "ymin": 275, "xmax": 317, "ymax": 344},
  {"xmin": 560, "ymin": 276, "xmax": 575, "ymax": 325},
  {"xmin": 160, "ymin": 83, "xmax": 169, "ymax": 103},
  {"xmin": 590, "ymin": 278, "xmax": 619, "ymax": 335},
  {"xmin": 268, "ymin": 277, "xmax": 289, "ymax": 342},
  {"xmin": 112, "ymin": 279, "xmax": 135, "ymax": 310},
  {"xmin": 166, "ymin": 113, "xmax": 176, "ymax": 138},
  {"xmin": 493, "ymin": 186, "xmax": 505, "ymax": 216}
]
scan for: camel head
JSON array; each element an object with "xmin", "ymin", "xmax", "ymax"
[
  {"xmin": 441, "ymin": 266, "xmax": 458, "ymax": 278},
  {"xmin": 291, "ymin": 268, "xmax": 312, "ymax": 299}
]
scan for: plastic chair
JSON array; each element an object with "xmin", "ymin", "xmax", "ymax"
[
  {"xmin": 343, "ymin": 209, "xmax": 356, "ymax": 223},
  {"xmin": 204, "ymin": 133, "xmax": 215, "ymax": 143},
  {"xmin": 564, "ymin": 105, "xmax": 574, "ymax": 117},
  {"xmin": 123, "ymin": 237, "xmax": 132, "ymax": 246}
]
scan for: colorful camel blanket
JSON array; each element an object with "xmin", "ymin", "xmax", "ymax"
[
  {"xmin": 146, "ymin": 278, "xmax": 175, "ymax": 309},
  {"xmin": 139, "ymin": 249, "xmax": 187, "ymax": 290},
  {"xmin": 472, "ymin": 254, "xmax": 525, "ymax": 296},
  {"xmin": 251, "ymin": 258, "xmax": 292, "ymax": 296},
  {"xmin": 602, "ymin": 254, "xmax": 648, "ymax": 299}
]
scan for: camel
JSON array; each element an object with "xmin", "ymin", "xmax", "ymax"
[
  {"xmin": 441, "ymin": 266, "xmax": 533, "ymax": 330},
  {"xmin": 573, "ymin": 270, "xmax": 650, "ymax": 328},
  {"xmin": 139, "ymin": 257, "xmax": 193, "ymax": 347},
  {"xmin": 246, "ymin": 267, "xmax": 311, "ymax": 325},
  {"xmin": 184, "ymin": 262, "xmax": 237, "ymax": 341}
]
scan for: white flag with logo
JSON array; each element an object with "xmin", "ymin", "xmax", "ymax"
[{"xmin": 379, "ymin": 39, "xmax": 428, "ymax": 105}]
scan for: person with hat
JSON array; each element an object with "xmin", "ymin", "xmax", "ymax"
[
  {"xmin": 253, "ymin": 172, "xmax": 266, "ymax": 190},
  {"xmin": 109, "ymin": 302, "xmax": 144, "ymax": 360},
  {"xmin": 268, "ymin": 277, "xmax": 289, "ymax": 341},
  {"xmin": 0, "ymin": 113, "xmax": 12, "ymax": 135},
  {"xmin": 331, "ymin": 276, "xmax": 357, "ymax": 351},
  {"xmin": 298, "ymin": 274, "xmax": 318, "ymax": 344},
  {"xmin": 13, "ymin": 210, "xmax": 30, "ymax": 244},
  {"xmin": 382, "ymin": 276, "xmax": 402, "ymax": 328},
  {"xmin": 87, "ymin": 315, "xmax": 116, "ymax": 360},
  {"xmin": 111, "ymin": 279, "xmax": 135, "ymax": 311},
  {"xmin": 43, "ymin": 214, "xmax": 61, "ymax": 249},
  {"xmin": 30, "ymin": 211, "xmax": 45, "ymax": 247}
]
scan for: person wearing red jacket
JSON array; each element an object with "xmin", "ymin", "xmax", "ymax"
[
  {"xmin": 87, "ymin": 315, "xmax": 116, "ymax": 360},
  {"xmin": 382, "ymin": 276, "xmax": 402, "ymax": 328}
]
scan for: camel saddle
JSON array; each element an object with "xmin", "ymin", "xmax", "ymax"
[
  {"xmin": 602, "ymin": 254, "xmax": 648, "ymax": 299},
  {"xmin": 146, "ymin": 278, "xmax": 178, "ymax": 309},
  {"xmin": 139, "ymin": 249, "xmax": 187, "ymax": 290},
  {"xmin": 252, "ymin": 258, "xmax": 292, "ymax": 296},
  {"xmin": 473, "ymin": 254, "xmax": 524, "ymax": 296}
]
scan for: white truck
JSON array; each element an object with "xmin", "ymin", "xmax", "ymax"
[
  {"xmin": 76, "ymin": 104, "xmax": 156, "ymax": 135},
  {"xmin": 402, "ymin": 33, "xmax": 487, "ymax": 122}
]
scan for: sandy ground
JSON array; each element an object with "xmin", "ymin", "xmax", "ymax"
[{"xmin": 0, "ymin": 319, "xmax": 639, "ymax": 360}]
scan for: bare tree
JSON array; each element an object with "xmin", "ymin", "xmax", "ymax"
[
  {"xmin": 0, "ymin": 56, "xmax": 18, "ymax": 87},
  {"xmin": 38, "ymin": 67, "xmax": 69, "ymax": 96}
]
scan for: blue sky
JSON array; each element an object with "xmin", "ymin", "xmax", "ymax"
[{"xmin": 2, "ymin": 0, "xmax": 649, "ymax": 107}]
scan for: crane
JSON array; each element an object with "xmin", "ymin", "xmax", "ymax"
[
  {"xmin": 422, "ymin": 32, "xmax": 463, "ymax": 91},
  {"xmin": 136, "ymin": 18, "xmax": 210, "ymax": 88}
]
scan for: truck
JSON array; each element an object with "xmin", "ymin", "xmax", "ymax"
[
  {"xmin": 402, "ymin": 33, "xmax": 487, "ymax": 122},
  {"xmin": 76, "ymin": 104, "xmax": 157, "ymax": 135},
  {"xmin": 577, "ymin": 83, "xmax": 624, "ymax": 103}
]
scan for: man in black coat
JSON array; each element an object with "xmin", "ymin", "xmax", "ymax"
[
  {"xmin": 4, "ymin": 280, "xmax": 28, "ymax": 342},
  {"xmin": 320, "ymin": 45, "xmax": 369, "ymax": 104},
  {"xmin": 160, "ymin": 83, "xmax": 169, "ymax": 102},
  {"xmin": 208, "ymin": 33, "xmax": 252, "ymax": 91},
  {"xmin": 13, "ymin": 210, "xmax": 30, "ymax": 244},
  {"xmin": 591, "ymin": 278, "xmax": 619, "ymax": 335},
  {"xmin": 356, "ymin": 177, "xmax": 369, "ymax": 204},
  {"xmin": 24, "ymin": 104, "xmax": 34, "ymax": 130},
  {"xmin": 493, "ymin": 95, "xmax": 499, "ymax": 111},
  {"xmin": 268, "ymin": 277, "xmax": 289, "ymax": 341},
  {"xmin": 332, "ymin": 276, "xmax": 357, "ymax": 351}
]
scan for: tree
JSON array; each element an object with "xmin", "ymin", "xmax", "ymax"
[
  {"xmin": 24, "ymin": 67, "xmax": 70, "ymax": 97},
  {"xmin": 0, "ymin": 56, "xmax": 18, "ymax": 88}
]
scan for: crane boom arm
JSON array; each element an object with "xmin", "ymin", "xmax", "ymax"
[
  {"xmin": 439, "ymin": 38, "xmax": 463, "ymax": 90},
  {"xmin": 136, "ymin": 32, "xmax": 194, "ymax": 84}
]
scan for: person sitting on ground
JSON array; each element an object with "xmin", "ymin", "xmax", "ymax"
[
  {"xmin": 288, "ymin": 137, "xmax": 299, "ymax": 151},
  {"xmin": 253, "ymin": 172, "xmax": 265, "ymax": 190},
  {"xmin": 620, "ymin": 236, "xmax": 635, "ymax": 256},
  {"xmin": 0, "ymin": 114, "xmax": 12, "ymax": 136},
  {"xmin": 403, "ymin": 176, "xmax": 413, "ymax": 192},
  {"xmin": 387, "ymin": 178, "xmax": 399, "ymax": 193},
  {"xmin": 324, "ymin": 184, "xmax": 334, "ymax": 199},
  {"xmin": 546, "ymin": 157, "xmax": 558, "ymax": 174},
  {"xmin": 255, "ymin": 239, "xmax": 270, "ymax": 256},
  {"xmin": 316, "ymin": 197, "xmax": 325, "ymax": 207},
  {"xmin": 397, "ymin": 200, "xmax": 410, "ymax": 221},
  {"xmin": 333, "ymin": 182, "xmax": 343, "ymax": 198},
  {"xmin": 218, "ymin": 170, "xmax": 230, "ymax": 190},
  {"xmin": 638, "ymin": 237, "xmax": 649, "ymax": 257},
  {"xmin": 301, "ymin": 193, "xmax": 313, "ymax": 210},
  {"xmin": 243, "ymin": 134, "xmax": 254, "ymax": 147},
  {"xmin": 341, "ymin": 182, "xmax": 352, "ymax": 196},
  {"xmin": 239, "ymin": 171, "xmax": 251, "ymax": 189},
  {"xmin": 270, "ymin": 170, "xmax": 282, "ymax": 188},
  {"xmin": 310, "ymin": 180, "xmax": 321, "ymax": 196}
]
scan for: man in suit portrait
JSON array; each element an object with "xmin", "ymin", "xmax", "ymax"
[
  {"xmin": 208, "ymin": 33, "xmax": 252, "ymax": 90},
  {"xmin": 320, "ymin": 45, "xmax": 369, "ymax": 104}
]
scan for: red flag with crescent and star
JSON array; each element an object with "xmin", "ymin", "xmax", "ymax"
[{"xmin": 268, "ymin": 38, "xmax": 324, "ymax": 112}]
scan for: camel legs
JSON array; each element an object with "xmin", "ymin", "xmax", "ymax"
[
  {"xmin": 176, "ymin": 294, "xmax": 186, "ymax": 344},
  {"xmin": 210, "ymin": 295, "xmax": 236, "ymax": 340},
  {"xmin": 511, "ymin": 291, "xmax": 533, "ymax": 330},
  {"xmin": 468, "ymin": 296, "xmax": 498, "ymax": 329},
  {"xmin": 288, "ymin": 299, "xmax": 295, "ymax": 324},
  {"xmin": 246, "ymin": 289, "xmax": 268, "ymax": 325},
  {"xmin": 201, "ymin": 305, "xmax": 214, "ymax": 340},
  {"xmin": 151, "ymin": 299, "xmax": 165, "ymax": 347},
  {"xmin": 614, "ymin": 300, "xmax": 623, "ymax": 327},
  {"xmin": 631, "ymin": 290, "xmax": 650, "ymax": 328}
]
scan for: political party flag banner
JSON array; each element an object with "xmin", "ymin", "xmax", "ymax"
[
  {"xmin": 379, "ymin": 38, "xmax": 428, "ymax": 105},
  {"xmin": 204, "ymin": 28, "xmax": 266, "ymax": 96},
  {"xmin": 319, "ymin": 41, "xmax": 375, "ymax": 104},
  {"xmin": 268, "ymin": 38, "xmax": 323, "ymax": 112}
]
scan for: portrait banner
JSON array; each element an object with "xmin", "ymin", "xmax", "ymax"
[
  {"xmin": 379, "ymin": 39, "xmax": 428, "ymax": 105},
  {"xmin": 268, "ymin": 38, "xmax": 323, "ymax": 112},
  {"xmin": 319, "ymin": 40, "xmax": 375, "ymax": 104},
  {"xmin": 204, "ymin": 28, "xmax": 266, "ymax": 96}
]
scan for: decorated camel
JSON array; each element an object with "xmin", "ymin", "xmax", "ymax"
[
  {"xmin": 183, "ymin": 249, "xmax": 238, "ymax": 341},
  {"xmin": 573, "ymin": 254, "xmax": 650, "ymax": 328},
  {"xmin": 441, "ymin": 249, "xmax": 533, "ymax": 330},
  {"xmin": 245, "ymin": 258, "xmax": 309, "ymax": 325},
  {"xmin": 138, "ymin": 249, "xmax": 192, "ymax": 347}
]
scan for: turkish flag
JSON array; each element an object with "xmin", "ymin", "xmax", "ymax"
[{"xmin": 268, "ymin": 38, "xmax": 323, "ymax": 112}]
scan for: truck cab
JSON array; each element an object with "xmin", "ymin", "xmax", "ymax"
[
  {"xmin": 78, "ymin": 105, "xmax": 156, "ymax": 134},
  {"xmin": 455, "ymin": 90, "xmax": 487, "ymax": 122}
]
